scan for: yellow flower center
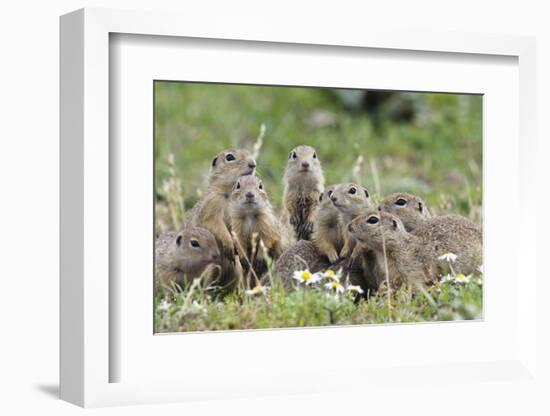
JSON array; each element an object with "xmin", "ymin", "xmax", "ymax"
[
  {"xmin": 301, "ymin": 271, "xmax": 312, "ymax": 281},
  {"xmin": 326, "ymin": 270, "xmax": 335, "ymax": 277}
]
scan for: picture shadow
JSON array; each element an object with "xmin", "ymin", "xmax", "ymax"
[{"xmin": 34, "ymin": 383, "xmax": 59, "ymax": 399}]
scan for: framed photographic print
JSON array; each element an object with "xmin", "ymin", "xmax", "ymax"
[{"xmin": 60, "ymin": 7, "xmax": 538, "ymax": 408}]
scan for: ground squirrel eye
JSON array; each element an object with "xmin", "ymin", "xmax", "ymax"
[
  {"xmin": 349, "ymin": 187, "xmax": 357, "ymax": 194},
  {"xmin": 235, "ymin": 182, "xmax": 241, "ymax": 190},
  {"xmin": 327, "ymin": 190, "xmax": 333, "ymax": 197},
  {"xmin": 392, "ymin": 220, "xmax": 398, "ymax": 228},
  {"xmin": 176, "ymin": 235, "xmax": 183, "ymax": 246},
  {"xmin": 366, "ymin": 216, "xmax": 379, "ymax": 224},
  {"xmin": 190, "ymin": 239, "xmax": 200, "ymax": 248},
  {"xmin": 395, "ymin": 198, "xmax": 407, "ymax": 206},
  {"xmin": 289, "ymin": 151, "xmax": 297, "ymax": 160},
  {"xmin": 313, "ymin": 152, "xmax": 317, "ymax": 159},
  {"xmin": 259, "ymin": 182, "xmax": 263, "ymax": 190},
  {"xmin": 225, "ymin": 154, "xmax": 236, "ymax": 162}
]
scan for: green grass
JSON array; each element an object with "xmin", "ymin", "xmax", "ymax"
[
  {"xmin": 154, "ymin": 82, "xmax": 483, "ymax": 332},
  {"xmin": 155, "ymin": 273, "xmax": 483, "ymax": 333}
]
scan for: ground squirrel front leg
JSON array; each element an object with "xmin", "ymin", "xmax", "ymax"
[
  {"xmin": 339, "ymin": 234, "xmax": 355, "ymax": 258},
  {"xmin": 216, "ymin": 222, "xmax": 235, "ymax": 259},
  {"xmin": 316, "ymin": 239, "xmax": 340, "ymax": 263},
  {"xmin": 303, "ymin": 220, "xmax": 314, "ymax": 239}
]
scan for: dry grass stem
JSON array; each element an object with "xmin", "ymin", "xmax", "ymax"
[
  {"xmin": 369, "ymin": 158, "xmax": 381, "ymax": 196},
  {"xmin": 252, "ymin": 123, "xmax": 266, "ymax": 160}
]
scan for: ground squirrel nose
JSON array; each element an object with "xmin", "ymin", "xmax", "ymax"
[
  {"xmin": 248, "ymin": 162, "xmax": 256, "ymax": 169},
  {"xmin": 301, "ymin": 162, "xmax": 310, "ymax": 169},
  {"xmin": 245, "ymin": 191, "xmax": 255, "ymax": 199}
]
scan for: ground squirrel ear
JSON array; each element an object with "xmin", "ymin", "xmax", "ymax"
[
  {"xmin": 211, "ymin": 156, "xmax": 218, "ymax": 167},
  {"xmin": 418, "ymin": 202, "xmax": 423, "ymax": 213},
  {"xmin": 176, "ymin": 235, "xmax": 183, "ymax": 246}
]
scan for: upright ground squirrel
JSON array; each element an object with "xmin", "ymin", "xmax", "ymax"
[
  {"xmin": 228, "ymin": 175, "xmax": 287, "ymax": 283},
  {"xmin": 281, "ymin": 145, "xmax": 325, "ymax": 241}
]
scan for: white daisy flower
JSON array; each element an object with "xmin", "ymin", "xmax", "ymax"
[
  {"xmin": 324, "ymin": 280, "xmax": 345, "ymax": 294},
  {"xmin": 191, "ymin": 300, "xmax": 206, "ymax": 311},
  {"xmin": 322, "ymin": 269, "xmax": 341, "ymax": 281},
  {"xmin": 440, "ymin": 273, "xmax": 454, "ymax": 283},
  {"xmin": 346, "ymin": 284, "xmax": 364, "ymax": 294},
  {"xmin": 158, "ymin": 299, "xmax": 171, "ymax": 312},
  {"xmin": 438, "ymin": 252, "xmax": 458, "ymax": 263},
  {"xmin": 246, "ymin": 285, "xmax": 269, "ymax": 296},
  {"xmin": 454, "ymin": 273, "xmax": 472, "ymax": 284},
  {"xmin": 292, "ymin": 270, "xmax": 322, "ymax": 285}
]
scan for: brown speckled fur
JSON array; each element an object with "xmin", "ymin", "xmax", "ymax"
[
  {"xmin": 228, "ymin": 175, "xmax": 288, "ymax": 283},
  {"xmin": 281, "ymin": 145, "xmax": 325, "ymax": 241},
  {"xmin": 378, "ymin": 193, "xmax": 482, "ymax": 275}
]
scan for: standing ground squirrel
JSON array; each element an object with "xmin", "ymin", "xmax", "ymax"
[
  {"xmin": 228, "ymin": 175, "xmax": 287, "ymax": 283},
  {"xmin": 281, "ymin": 145, "xmax": 325, "ymax": 241},
  {"xmin": 311, "ymin": 186, "xmax": 343, "ymax": 263},
  {"xmin": 155, "ymin": 227, "xmax": 221, "ymax": 292},
  {"xmin": 183, "ymin": 148, "xmax": 257, "ymax": 258},
  {"xmin": 378, "ymin": 192, "xmax": 482, "ymax": 274},
  {"xmin": 347, "ymin": 211, "xmax": 438, "ymax": 289}
]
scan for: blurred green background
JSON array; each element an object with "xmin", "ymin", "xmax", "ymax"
[{"xmin": 154, "ymin": 81, "xmax": 482, "ymax": 226}]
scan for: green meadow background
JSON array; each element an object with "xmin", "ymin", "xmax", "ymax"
[{"xmin": 154, "ymin": 82, "xmax": 482, "ymax": 224}]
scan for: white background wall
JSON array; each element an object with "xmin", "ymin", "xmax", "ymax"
[{"xmin": 0, "ymin": 1, "xmax": 548, "ymax": 414}]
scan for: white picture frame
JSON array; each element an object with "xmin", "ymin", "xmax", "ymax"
[{"xmin": 60, "ymin": 8, "xmax": 538, "ymax": 408}]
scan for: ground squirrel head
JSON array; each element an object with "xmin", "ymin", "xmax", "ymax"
[
  {"xmin": 318, "ymin": 185, "xmax": 338, "ymax": 211},
  {"xmin": 347, "ymin": 211, "xmax": 407, "ymax": 250},
  {"xmin": 283, "ymin": 145, "xmax": 324, "ymax": 187},
  {"xmin": 229, "ymin": 175, "xmax": 269, "ymax": 215},
  {"xmin": 330, "ymin": 182, "xmax": 372, "ymax": 223},
  {"xmin": 377, "ymin": 192, "xmax": 431, "ymax": 232},
  {"xmin": 173, "ymin": 227, "xmax": 221, "ymax": 277},
  {"xmin": 209, "ymin": 148, "xmax": 257, "ymax": 192}
]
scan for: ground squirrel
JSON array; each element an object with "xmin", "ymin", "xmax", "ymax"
[
  {"xmin": 329, "ymin": 182, "xmax": 372, "ymax": 259},
  {"xmin": 274, "ymin": 239, "xmax": 373, "ymax": 296},
  {"xmin": 183, "ymin": 148, "xmax": 256, "ymax": 258},
  {"xmin": 377, "ymin": 192, "xmax": 431, "ymax": 232},
  {"xmin": 347, "ymin": 211, "xmax": 438, "ymax": 290},
  {"xmin": 155, "ymin": 227, "xmax": 221, "ymax": 292},
  {"xmin": 281, "ymin": 145, "xmax": 325, "ymax": 241},
  {"xmin": 273, "ymin": 240, "xmax": 331, "ymax": 286},
  {"xmin": 378, "ymin": 192, "xmax": 482, "ymax": 274},
  {"xmin": 228, "ymin": 175, "xmax": 287, "ymax": 283},
  {"xmin": 311, "ymin": 186, "xmax": 343, "ymax": 263}
]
